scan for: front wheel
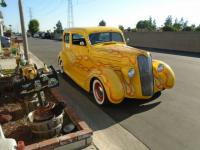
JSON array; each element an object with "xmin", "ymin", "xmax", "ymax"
[{"xmin": 92, "ymin": 79, "xmax": 108, "ymax": 106}]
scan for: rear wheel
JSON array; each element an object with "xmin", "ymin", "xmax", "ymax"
[
  {"xmin": 59, "ymin": 59, "xmax": 64, "ymax": 74},
  {"xmin": 92, "ymin": 79, "xmax": 108, "ymax": 106}
]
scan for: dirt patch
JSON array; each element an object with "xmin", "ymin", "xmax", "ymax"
[{"xmin": 0, "ymin": 89, "xmax": 74, "ymax": 145}]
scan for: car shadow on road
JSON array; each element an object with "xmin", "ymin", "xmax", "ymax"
[
  {"xmin": 101, "ymin": 93, "xmax": 161, "ymax": 123},
  {"xmin": 59, "ymin": 72, "xmax": 161, "ymax": 125}
]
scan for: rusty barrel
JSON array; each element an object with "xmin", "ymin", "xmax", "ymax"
[{"xmin": 27, "ymin": 110, "xmax": 64, "ymax": 139}]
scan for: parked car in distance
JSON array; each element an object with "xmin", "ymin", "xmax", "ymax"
[
  {"xmin": 14, "ymin": 33, "xmax": 22, "ymax": 37},
  {"xmin": 1, "ymin": 36, "xmax": 11, "ymax": 48},
  {"xmin": 27, "ymin": 32, "xmax": 31, "ymax": 37},
  {"xmin": 39, "ymin": 32, "xmax": 45, "ymax": 39},
  {"xmin": 58, "ymin": 27, "xmax": 175, "ymax": 105},
  {"xmin": 44, "ymin": 32, "xmax": 51, "ymax": 39},
  {"xmin": 33, "ymin": 33, "xmax": 40, "ymax": 38}
]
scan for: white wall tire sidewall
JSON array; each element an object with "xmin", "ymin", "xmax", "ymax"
[
  {"xmin": 59, "ymin": 60, "xmax": 64, "ymax": 73},
  {"xmin": 93, "ymin": 80, "xmax": 105, "ymax": 105}
]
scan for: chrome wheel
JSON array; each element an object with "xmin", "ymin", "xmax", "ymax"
[{"xmin": 92, "ymin": 79, "xmax": 106, "ymax": 105}]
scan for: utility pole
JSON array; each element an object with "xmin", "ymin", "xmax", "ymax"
[
  {"xmin": 67, "ymin": 0, "xmax": 74, "ymax": 28},
  {"xmin": 0, "ymin": 11, "xmax": 3, "ymax": 54},
  {"xmin": 18, "ymin": 0, "xmax": 29, "ymax": 62},
  {"xmin": 0, "ymin": 0, "xmax": 6, "ymax": 54},
  {"xmin": 29, "ymin": 7, "xmax": 32, "ymax": 21},
  {"xmin": 0, "ymin": 11, "xmax": 4, "ymax": 36}
]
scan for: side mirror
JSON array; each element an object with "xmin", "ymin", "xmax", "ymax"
[{"xmin": 80, "ymin": 41, "xmax": 86, "ymax": 46}]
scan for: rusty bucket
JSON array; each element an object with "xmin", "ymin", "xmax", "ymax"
[{"xmin": 27, "ymin": 110, "xmax": 64, "ymax": 139}]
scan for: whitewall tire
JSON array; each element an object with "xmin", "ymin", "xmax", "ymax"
[
  {"xmin": 59, "ymin": 60, "xmax": 64, "ymax": 74},
  {"xmin": 92, "ymin": 79, "xmax": 108, "ymax": 106}
]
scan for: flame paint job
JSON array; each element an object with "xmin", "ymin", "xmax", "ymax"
[{"xmin": 58, "ymin": 27, "xmax": 175, "ymax": 104}]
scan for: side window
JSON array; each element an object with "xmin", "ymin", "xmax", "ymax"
[
  {"xmin": 72, "ymin": 34, "xmax": 86, "ymax": 46},
  {"xmin": 64, "ymin": 33, "xmax": 70, "ymax": 43}
]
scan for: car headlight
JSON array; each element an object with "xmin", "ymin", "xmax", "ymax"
[
  {"xmin": 157, "ymin": 64, "xmax": 164, "ymax": 72},
  {"xmin": 128, "ymin": 68, "xmax": 135, "ymax": 78}
]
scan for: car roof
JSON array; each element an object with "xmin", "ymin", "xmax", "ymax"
[{"xmin": 64, "ymin": 27, "xmax": 122, "ymax": 34}]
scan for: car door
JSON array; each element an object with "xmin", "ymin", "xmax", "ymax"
[
  {"xmin": 70, "ymin": 33, "xmax": 90, "ymax": 86},
  {"xmin": 62, "ymin": 32, "xmax": 76, "ymax": 76}
]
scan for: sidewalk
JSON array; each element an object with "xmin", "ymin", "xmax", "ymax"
[
  {"xmin": 0, "ymin": 52, "xmax": 149, "ymax": 150},
  {"xmin": 0, "ymin": 52, "xmax": 43, "ymax": 70}
]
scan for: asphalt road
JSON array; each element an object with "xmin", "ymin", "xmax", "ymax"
[{"xmin": 29, "ymin": 38, "xmax": 200, "ymax": 150}]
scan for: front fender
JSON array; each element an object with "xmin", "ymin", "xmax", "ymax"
[
  {"xmin": 86, "ymin": 67, "xmax": 125, "ymax": 104},
  {"xmin": 153, "ymin": 60, "xmax": 175, "ymax": 91}
]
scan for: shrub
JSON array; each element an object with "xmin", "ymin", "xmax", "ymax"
[{"xmin": 162, "ymin": 26, "xmax": 175, "ymax": 32}]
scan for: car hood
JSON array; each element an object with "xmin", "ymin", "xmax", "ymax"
[
  {"xmin": 93, "ymin": 44, "xmax": 148, "ymax": 55},
  {"xmin": 91, "ymin": 44, "xmax": 150, "ymax": 65}
]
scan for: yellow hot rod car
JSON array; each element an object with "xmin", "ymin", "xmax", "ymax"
[{"xmin": 58, "ymin": 27, "xmax": 175, "ymax": 105}]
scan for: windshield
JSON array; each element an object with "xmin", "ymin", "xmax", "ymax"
[{"xmin": 89, "ymin": 32, "xmax": 124, "ymax": 45}]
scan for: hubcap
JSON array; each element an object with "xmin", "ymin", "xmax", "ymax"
[{"xmin": 93, "ymin": 80, "xmax": 105, "ymax": 104}]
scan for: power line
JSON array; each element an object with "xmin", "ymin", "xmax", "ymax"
[
  {"xmin": 29, "ymin": 7, "xmax": 32, "ymax": 20},
  {"xmin": 31, "ymin": 0, "xmax": 63, "ymax": 17}
]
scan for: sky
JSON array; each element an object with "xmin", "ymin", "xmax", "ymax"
[{"xmin": 1, "ymin": 0, "xmax": 200, "ymax": 32}]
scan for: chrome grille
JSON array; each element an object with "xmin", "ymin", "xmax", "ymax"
[{"xmin": 137, "ymin": 55, "xmax": 154, "ymax": 96}]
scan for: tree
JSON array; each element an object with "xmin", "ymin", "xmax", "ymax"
[
  {"xmin": 195, "ymin": 25, "xmax": 200, "ymax": 32},
  {"xmin": 28, "ymin": 19, "xmax": 39, "ymax": 36},
  {"xmin": 182, "ymin": 24, "xmax": 195, "ymax": 32},
  {"xmin": 118, "ymin": 25, "xmax": 124, "ymax": 31},
  {"xmin": 162, "ymin": 16, "xmax": 174, "ymax": 31},
  {"xmin": 179, "ymin": 18, "xmax": 188, "ymax": 29},
  {"xmin": 148, "ymin": 17, "xmax": 156, "ymax": 30},
  {"xmin": 162, "ymin": 16, "xmax": 189, "ymax": 32},
  {"xmin": 136, "ymin": 21, "xmax": 146, "ymax": 30},
  {"xmin": 131, "ymin": 28, "xmax": 137, "ymax": 32},
  {"xmin": 182, "ymin": 26, "xmax": 193, "ymax": 31},
  {"xmin": 127, "ymin": 27, "xmax": 131, "ymax": 32},
  {"xmin": 99, "ymin": 20, "xmax": 106, "ymax": 26},
  {"xmin": 191, "ymin": 24, "xmax": 196, "ymax": 31},
  {"xmin": 162, "ymin": 26, "xmax": 174, "ymax": 31},
  {"xmin": 173, "ymin": 18, "xmax": 182, "ymax": 32},
  {"xmin": 164, "ymin": 16, "xmax": 173, "ymax": 27},
  {"xmin": 55, "ymin": 20, "xmax": 63, "ymax": 33},
  {"xmin": 173, "ymin": 18, "xmax": 188, "ymax": 32},
  {"xmin": 152, "ymin": 19, "xmax": 156, "ymax": 30},
  {"xmin": 0, "ymin": 0, "xmax": 7, "ymax": 7},
  {"xmin": 136, "ymin": 17, "xmax": 156, "ymax": 31}
]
